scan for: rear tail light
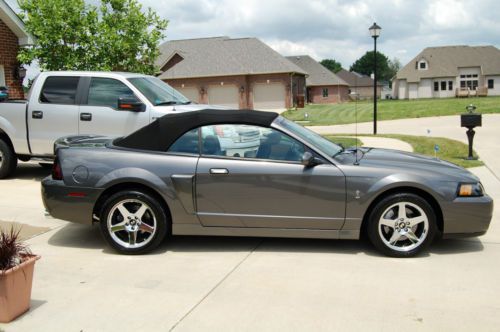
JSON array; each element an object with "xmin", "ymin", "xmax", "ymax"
[{"xmin": 52, "ymin": 157, "xmax": 63, "ymax": 180}]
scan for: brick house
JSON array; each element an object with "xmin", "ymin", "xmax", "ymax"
[
  {"xmin": 286, "ymin": 55, "xmax": 349, "ymax": 104},
  {"xmin": 337, "ymin": 69, "xmax": 382, "ymax": 100},
  {"xmin": 156, "ymin": 37, "xmax": 307, "ymax": 110},
  {"xmin": 393, "ymin": 45, "xmax": 500, "ymax": 99},
  {"xmin": 0, "ymin": 0, "xmax": 32, "ymax": 99}
]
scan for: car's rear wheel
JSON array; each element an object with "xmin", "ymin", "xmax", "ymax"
[
  {"xmin": 99, "ymin": 190, "xmax": 168, "ymax": 254},
  {"xmin": 367, "ymin": 193, "xmax": 437, "ymax": 257},
  {"xmin": 0, "ymin": 140, "xmax": 17, "ymax": 179}
]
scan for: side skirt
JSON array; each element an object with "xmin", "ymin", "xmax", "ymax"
[{"xmin": 172, "ymin": 224, "xmax": 360, "ymax": 240}]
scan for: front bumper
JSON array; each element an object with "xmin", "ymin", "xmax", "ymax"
[
  {"xmin": 41, "ymin": 176, "xmax": 103, "ymax": 225},
  {"xmin": 441, "ymin": 194, "xmax": 494, "ymax": 238}
]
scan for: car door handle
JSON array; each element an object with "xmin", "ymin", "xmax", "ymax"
[
  {"xmin": 80, "ymin": 113, "xmax": 92, "ymax": 121},
  {"xmin": 32, "ymin": 110, "xmax": 43, "ymax": 119},
  {"xmin": 210, "ymin": 168, "xmax": 229, "ymax": 174}
]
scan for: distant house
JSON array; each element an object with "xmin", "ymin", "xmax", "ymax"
[
  {"xmin": 285, "ymin": 55, "xmax": 349, "ymax": 104},
  {"xmin": 337, "ymin": 69, "xmax": 382, "ymax": 100},
  {"xmin": 156, "ymin": 37, "xmax": 307, "ymax": 110},
  {"xmin": 0, "ymin": 0, "xmax": 33, "ymax": 99},
  {"xmin": 393, "ymin": 45, "xmax": 500, "ymax": 99}
]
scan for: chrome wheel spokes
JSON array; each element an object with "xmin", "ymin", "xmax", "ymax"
[
  {"xmin": 107, "ymin": 199, "xmax": 157, "ymax": 249},
  {"xmin": 378, "ymin": 201, "xmax": 429, "ymax": 252}
]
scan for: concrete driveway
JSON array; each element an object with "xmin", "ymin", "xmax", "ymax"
[{"xmin": 1, "ymin": 120, "xmax": 500, "ymax": 331}]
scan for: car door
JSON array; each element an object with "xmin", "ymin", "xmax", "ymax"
[
  {"xmin": 78, "ymin": 77, "xmax": 150, "ymax": 137},
  {"xmin": 28, "ymin": 76, "xmax": 81, "ymax": 155},
  {"xmin": 195, "ymin": 124, "xmax": 346, "ymax": 229}
]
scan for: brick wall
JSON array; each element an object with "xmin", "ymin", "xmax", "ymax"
[
  {"xmin": 308, "ymin": 85, "xmax": 350, "ymax": 104},
  {"xmin": 165, "ymin": 73, "xmax": 306, "ymax": 109},
  {"xmin": 0, "ymin": 18, "xmax": 23, "ymax": 99}
]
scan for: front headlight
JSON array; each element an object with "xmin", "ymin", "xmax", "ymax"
[{"xmin": 457, "ymin": 183, "xmax": 484, "ymax": 197}]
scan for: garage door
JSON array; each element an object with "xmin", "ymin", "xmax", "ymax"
[
  {"xmin": 253, "ymin": 83, "xmax": 286, "ymax": 110},
  {"xmin": 178, "ymin": 86, "xmax": 199, "ymax": 103},
  {"xmin": 208, "ymin": 85, "xmax": 239, "ymax": 108}
]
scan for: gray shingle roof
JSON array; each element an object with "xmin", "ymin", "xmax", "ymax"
[
  {"xmin": 156, "ymin": 37, "xmax": 307, "ymax": 79},
  {"xmin": 337, "ymin": 69, "xmax": 380, "ymax": 87},
  {"xmin": 396, "ymin": 45, "xmax": 500, "ymax": 83},
  {"xmin": 285, "ymin": 55, "xmax": 348, "ymax": 86}
]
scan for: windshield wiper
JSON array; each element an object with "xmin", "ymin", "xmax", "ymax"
[{"xmin": 155, "ymin": 101, "xmax": 180, "ymax": 106}]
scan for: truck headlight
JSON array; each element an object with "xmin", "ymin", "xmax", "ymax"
[{"xmin": 457, "ymin": 183, "xmax": 484, "ymax": 197}]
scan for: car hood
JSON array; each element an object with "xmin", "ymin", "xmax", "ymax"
[{"xmin": 357, "ymin": 148, "xmax": 479, "ymax": 182}]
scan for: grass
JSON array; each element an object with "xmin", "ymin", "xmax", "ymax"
[
  {"xmin": 282, "ymin": 96, "xmax": 500, "ymax": 126},
  {"xmin": 324, "ymin": 134, "xmax": 483, "ymax": 168},
  {"xmin": 324, "ymin": 136, "xmax": 361, "ymax": 148}
]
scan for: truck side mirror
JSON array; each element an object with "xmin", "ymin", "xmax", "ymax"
[{"xmin": 117, "ymin": 96, "xmax": 145, "ymax": 112}]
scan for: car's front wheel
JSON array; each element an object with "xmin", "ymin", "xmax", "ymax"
[
  {"xmin": 367, "ymin": 193, "xmax": 437, "ymax": 257},
  {"xmin": 0, "ymin": 140, "xmax": 17, "ymax": 179},
  {"xmin": 99, "ymin": 190, "xmax": 169, "ymax": 254}
]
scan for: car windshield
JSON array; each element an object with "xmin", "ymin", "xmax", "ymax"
[
  {"xmin": 128, "ymin": 77, "xmax": 191, "ymax": 106},
  {"xmin": 276, "ymin": 116, "xmax": 343, "ymax": 157}
]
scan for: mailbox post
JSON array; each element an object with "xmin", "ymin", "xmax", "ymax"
[{"xmin": 460, "ymin": 104, "xmax": 481, "ymax": 160}]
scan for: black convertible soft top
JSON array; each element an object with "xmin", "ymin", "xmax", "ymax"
[{"xmin": 114, "ymin": 109, "xmax": 279, "ymax": 151}]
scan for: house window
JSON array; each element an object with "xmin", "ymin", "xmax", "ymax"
[
  {"xmin": 448, "ymin": 81, "xmax": 453, "ymax": 91},
  {"xmin": 472, "ymin": 74, "xmax": 478, "ymax": 78},
  {"xmin": 434, "ymin": 82, "xmax": 439, "ymax": 91},
  {"xmin": 488, "ymin": 79, "xmax": 494, "ymax": 89},
  {"xmin": 322, "ymin": 88, "xmax": 329, "ymax": 97},
  {"xmin": 460, "ymin": 75, "xmax": 466, "ymax": 79},
  {"xmin": 460, "ymin": 81, "xmax": 466, "ymax": 88},
  {"xmin": 441, "ymin": 81, "xmax": 446, "ymax": 91},
  {"xmin": 419, "ymin": 62, "xmax": 426, "ymax": 69}
]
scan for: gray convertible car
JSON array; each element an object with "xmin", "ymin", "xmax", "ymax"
[{"xmin": 42, "ymin": 109, "xmax": 493, "ymax": 257}]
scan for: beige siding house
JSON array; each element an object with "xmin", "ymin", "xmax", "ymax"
[
  {"xmin": 393, "ymin": 45, "xmax": 500, "ymax": 99},
  {"xmin": 156, "ymin": 37, "xmax": 307, "ymax": 110}
]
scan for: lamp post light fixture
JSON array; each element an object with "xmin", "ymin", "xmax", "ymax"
[{"xmin": 369, "ymin": 22, "xmax": 381, "ymax": 135}]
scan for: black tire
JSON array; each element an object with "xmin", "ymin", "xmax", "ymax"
[
  {"xmin": 367, "ymin": 193, "xmax": 437, "ymax": 258},
  {"xmin": 99, "ymin": 190, "xmax": 169, "ymax": 254},
  {"xmin": 0, "ymin": 139, "xmax": 17, "ymax": 179}
]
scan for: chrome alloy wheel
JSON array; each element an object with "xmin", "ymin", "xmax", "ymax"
[
  {"xmin": 107, "ymin": 199, "xmax": 157, "ymax": 249},
  {"xmin": 378, "ymin": 201, "xmax": 429, "ymax": 252}
]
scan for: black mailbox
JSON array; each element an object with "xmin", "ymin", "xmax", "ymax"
[
  {"xmin": 461, "ymin": 104, "xmax": 481, "ymax": 160},
  {"xmin": 461, "ymin": 113, "xmax": 482, "ymax": 128}
]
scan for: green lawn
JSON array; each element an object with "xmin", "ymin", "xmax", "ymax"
[
  {"xmin": 324, "ymin": 134, "xmax": 483, "ymax": 168},
  {"xmin": 283, "ymin": 96, "xmax": 500, "ymax": 126}
]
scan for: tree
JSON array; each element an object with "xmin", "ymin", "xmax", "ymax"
[
  {"xmin": 17, "ymin": 0, "xmax": 168, "ymax": 75},
  {"xmin": 349, "ymin": 51, "xmax": 391, "ymax": 82},
  {"xmin": 320, "ymin": 59, "xmax": 342, "ymax": 73},
  {"xmin": 387, "ymin": 57, "xmax": 402, "ymax": 80}
]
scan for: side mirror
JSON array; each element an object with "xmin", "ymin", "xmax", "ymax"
[
  {"xmin": 301, "ymin": 151, "xmax": 322, "ymax": 167},
  {"xmin": 118, "ymin": 96, "xmax": 145, "ymax": 112}
]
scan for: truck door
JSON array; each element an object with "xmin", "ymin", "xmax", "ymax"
[
  {"xmin": 27, "ymin": 76, "xmax": 81, "ymax": 156},
  {"xmin": 78, "ymin": 77, "xmax": 150, "ymax": 137}
]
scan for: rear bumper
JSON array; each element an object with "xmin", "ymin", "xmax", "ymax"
[
  {"xmin": 41, "ymin": 176, "xmax": 103, "ymax": 224},
  {"xmin": 441, "ymin": 194, "xmax": 494, "ymax": 238}
]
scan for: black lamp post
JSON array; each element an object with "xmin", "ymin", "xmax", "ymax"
[{"xmin": 369, "ymin": 22, "xmax": 381, "ymax": 135}]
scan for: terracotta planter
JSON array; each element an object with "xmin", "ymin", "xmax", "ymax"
[{"xmin": 0, "ymin": 255, "xmax": 40, "ymax": 323}]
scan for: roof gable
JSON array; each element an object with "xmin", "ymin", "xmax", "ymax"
[
  {"xmin": 285, "ymin": 55, "xmax": 348, "ymax": 86},
  {"xmin": 0, "ymin": 0, "xmax": 32, "ymax": 45},
  {"xmin": 156, "ymin": 37, "xmax": 307, "ymax": 79}
]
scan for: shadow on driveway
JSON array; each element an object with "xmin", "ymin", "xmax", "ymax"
[
  {"xmin": 12, "ymin": 162, "xmax": 51, "ymax": 181},
  {"xmin": 48, "ymin": 223, "xmax": 485, "ymax": 257}
]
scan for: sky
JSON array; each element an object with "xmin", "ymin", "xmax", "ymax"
[{"xmin": 7, "ymin": 0, "xmax": 500, "ymax": 77}]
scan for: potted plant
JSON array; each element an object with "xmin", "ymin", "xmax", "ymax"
[{"xmin": 0, "ymin": 227, "xmax": 40, "ymax": 323}]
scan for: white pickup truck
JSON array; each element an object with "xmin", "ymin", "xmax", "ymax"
[{"xmin": 0, "ymin": 71, "xmax": 215, "ymax": 178}]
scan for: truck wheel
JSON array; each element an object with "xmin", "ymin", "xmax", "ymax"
[{"xmin": 0, "ymin": 140, "xmax": 17, "ymax": 179}]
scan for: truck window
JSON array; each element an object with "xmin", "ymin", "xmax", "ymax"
[
  {"xmin": 87, "ymin": 78, "xmax": 136, "ymax": 109},
  {"xmin": 40, "ymin": 76, "xmax": 80, "ymax": 104}
]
